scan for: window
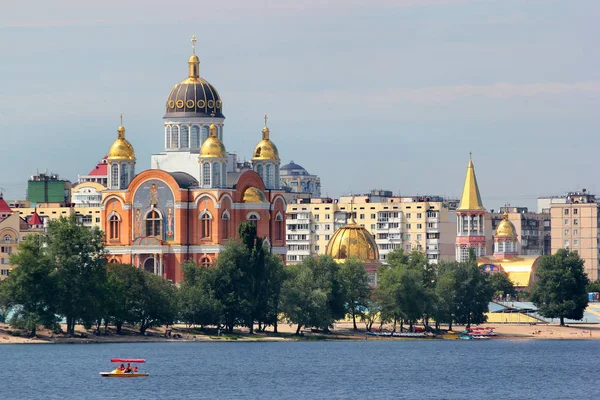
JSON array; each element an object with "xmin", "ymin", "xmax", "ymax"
[
  {"xmin": 191, "ymin": 125, "xmax": 200, "ymax": 148},
  {"xmin": 417, "ymin": 224, "xmax": 422, "ymax": 229},
  {"xmin": 573, "ymin": 229, "xmax": 578, "ymax": 236},
  {"xmin": 222, "ymin": 212, "xmax": 230, "ymax": 239},
  {"xmin": 406, "ymin": 213, "xmax": 411, "ymax": 219},
  {"xmin": 370, "ymin": 224, "xmax": 376, "ymax": 230},
  {"xmin": 203, "ymin": 162, "xmax": 211, "ymax": 186},
  {"xmin": 146, "ymin": 210, "xmax": 162, "ymax": 237},
  {"xmin": 314, "ymin": 235, "xmax": 319, "ymax": 241},
  {"xmin": 564, "ymin": 240, "xmax": 569, "ymax": 248},
  {"xmin": 315, "ymin": 245, "xmax": 320, "ymax": 251},
  {"xmin": 325, "ymin": 224, "xmax": 331, "ymax": 230},
  {"xmin": 565, "ymin": 230, "xmax": 569, "ymax": 236},
  {"xmin": 417, "ymin": 234, "xmax": 422, "ymax": 241},
  {"xmin": 165, "ymin": 127, "xmax": 171, "ymax": 149},
  {"xmin": 275, "ymin": 214, "xmax": 284, "ymax": 241},
  {"xmin": 109, "ymin": 215, "xmax": 120, "ymax": 240},
  {"xmin": 417, "ymin": 213, "xmax": 422, "ymax": 219},
  {"xmin": 406, "ymin": 223, "xmax": 411, "ymax": 229},
  {"xmin": 248, "ymin": 214, "xmax": 258, "ymax": 226},
  {"xmin": 3, "ymin": 234, "xmax": 12, "ymax": 243},
  {"xmin": 213, "ymin": 162, "xmax": 221, "ymax": 188},
  {"xmin": 405, "ymin": 234, "xmax": 411, "ymax": 240},
  {"xmin": 359, "ymin": 214, "xmax": 365, "ymax": 219},
  {"xmin": 573, "ymin": 209, "xmax": 578, "ymax": 215},
  {"xmin": 564, "ymin": 209, "xmax": 569, "ymax": 215},
  {"xmin": 574, "ymin": 219, "xmax": 579, "ymax": 226},
  {"xmin": 180, "ymin": 125, "xmax": 189, "ymax": 147},
  {"xmin": 200, "ymin": 212, "xmax": 212, "ymax": 239},
  {"xmin": 171, "ymin": 125, "xmax": 179, "ymax": 148},
  {"xmin": 371, "ymin": 214, "xmax": 376, "ymax": 219},
  {"xmin": 265, "ymin": 164, "xmax": 273, "ymax": 188},
  {"xmin": 202, "ymin": 126, "xmax": 210, "ymax": 142},
  {"xmin": 325, "ymin": 214, "xmax": 330, "ymax": 220},
  {"xmin": 315, "ymin": 214, "xmax": 320, "ymax": 221},
  {"xmin": 111, "ymin": 164, "xmax": 119, "ymax": 188},
  {"xmin": 574, "ymin": 240, "xmax": 579, "ymax": 246},
  {"xmin": 325, "ymin": 235, "xmax": 330, "ymax": 241},
  {"xmin": 406, "ymin": 243, "xmax": 412, "ymax": 251},
  {"xmin": 564, "ymin": 219, "xmax": 569, "ymax": 225},
  {"xmin": 200, "ymin": 256, "xmax": 211, "ymax": 268},
  {"xmin": 1, "ymin": 247, "xmax": 12, "ymax": 254}
]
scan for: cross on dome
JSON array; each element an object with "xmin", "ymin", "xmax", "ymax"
[
  {"xmin": 120, "ymin": 113, "xmax": 123, "ymax": 125},
  {"xmin": 191, "ymin": 35, "xmax": 197, "ymax": 54},
  {"xmin": 264, "ymin": 113, "xmax": 268, "ymax": 127}
]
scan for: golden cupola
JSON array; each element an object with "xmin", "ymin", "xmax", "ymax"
[
  {"xmin": 199, "ymin": 123, "xmax": 227, "ymax": 158},
  {"xmin": 325, "ymin": 217, "xmax": 379, "ymax": 264},
  {"xmin": 252, "ymin": 125, "xmax": 280, "ymax": 161},
  {"xmin": 107, "ymin": 125, "xmax": 136, "ymax": 160},
  {"xmin": 458, "ymin": 155, "xmax": 484, "ymax": 211},
  {"xmin": 495, "ymin": 212, "xmax": 517, "ymax": 237}
]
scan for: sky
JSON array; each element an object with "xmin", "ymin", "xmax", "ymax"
[{"xmin": 1, "ymin": 0, "xmax": 599, "ymax": 211}]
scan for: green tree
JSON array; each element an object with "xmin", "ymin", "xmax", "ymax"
[
  {"xmin": 489, "ymin": 272, "xmax": 515, "ymax": 298},
  {"xmin": 453, "ymin": 251, "xmax": 494, "ymax": 328},
  {"xmin": 531, "ymin": 249, "xmax": 589, "ymax": 326},
  {"xmin": 5, "ymin": 235, "xmax": 58, "ymax": 336},
  {"xmin": 587, "ymin": 280, "xmax": 600, "ymax": 293},
  {"xmin": 281, "ymin": 255, "xmax": 344, "ymax": 334},
  {"xmin": 105, "ymin": 263, "xmax": 145, "ymax": 334},
  {"xmin": 136, "ymin": 272, "xmax": 178, "ymax": 334},
  {"xmin": 178, "ymin": 261, "xmax": 223, "ymax": 328},
  {"xmin": 256, "ymin": 253, "xmax": 287, "ymax": 333},
  {"xmin": 0, "ymin": 280, "xmax": 10, "ymax": 323},
  {"xmin": 433, "ymin": 262, "xmax": 458, "ymax": 330},
  {"xmin": 339, "ymin": 258, "xmax": 370, "ymax": 330},
  {"xmin": 47, "ymin": 216, "xmax": 107, "ymax": 335}
]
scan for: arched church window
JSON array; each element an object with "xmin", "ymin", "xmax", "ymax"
[
  {"xmin": 256, "ymin": 164, "xmax": 264, "ymax": 180},
  {"xmin": 143, "ymin": 257, "xmax": 155, "ymax": 273},
  {"xmin": 221, "ymin": 163, "xmax": 227, "ymax": 187},
  {"xmin": 180, "ymin": 125, "xmax": 189, "ymax": 148},
  {"xmin": 190, "ymin": 125, "xmax": 200, "ymax": 148},
  {"xmin": 248, "ymin": 214, "xmax": 258, "ymax": 226},
  {"xmin": 146, "ymin": 210, "xmax": 162, "ymax": 237},
  {"xmin": 222, "ymin": 211, "xmax": 230, "ymax": 239},
  {"xmin": 200, "ymin": 256, "xmax": 211, "ymax": 268},
  {"xmin": 3, "ymin": 234, "xmax": 12, "ymax": 243},
  {"xmin": 109, "ymin": 214, "xmax": 120, "ymax": 240},
  {"xmin": 201, "ymin": 212, "xmax": 212, "ymax": 239},
  {"xmin": 201, "ymin": 126, "xmax": 210, "ymax": 142},
  {"xmin": 171, "ymin": 125, "xmax": 180, "ymax": 148},
  {"xmin": 275, "ymin": 213, "xmax": 283, "ymax": 241},
  {"xmin": 203, "ymin": 162, "xmax": 211, "ymax": 186},
  {"xmin": 213, "ymin": 162, "xmax": 221, "ymax": 188},
  {"xmin": 265, "ymin": 164, "xmax": 273, "ymax": 188},
  {"xmin": 111, "ymin": 164, "xmax": 119, "ymax": 188},
  {"xmin": 166, "ymin": 126, "xmax": 172, "ymax": 149},
  {"xmin": 120, "ymin": 164, "xmax": 128, "ymax": 189},
  {"xmin": 275, "ymin": 166, "xmax": 280, "ymax": 189}
]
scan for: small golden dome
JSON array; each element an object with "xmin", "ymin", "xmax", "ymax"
[
  {"xmin": 188, "ymin": 54, "xmax": 200, "ymax": 64},
  {"xmin": 496, "ymin": 212, "xmax": 517, "ymax": 237},
  {"xmin": 107, "ymin": 125, "xmax": 136, "ymax": 160},
  {"xmin": 326, "ymin": 218, "xmax": 379, "ymax": 263},
  {"xmin": 252, "ymin": 125, "xmax": 280, "ymax": 161},
  {"xmin": 199, "ymin": 125, "xmax": 227, "ymax": 159},
  {"xmin": 242, "ymin": 187, "xmax": 267, "ymax": 203}
]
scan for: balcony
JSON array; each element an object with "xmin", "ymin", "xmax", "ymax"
[
  {"xmin": 427, "ymin": 238, "xmax": 439, "ymax": 245},
  {"xmin": 427, "ymin": 217, "xmax": 439, "ymax": 223}
]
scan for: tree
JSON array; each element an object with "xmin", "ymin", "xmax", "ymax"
[
  {"xmin": 136, "ymin": 272, "xmax": 178, "ymax": 334},
  {"xmin": 281, "ymin": 256, "xmax": 344, "ymax": 334},
  {"xmin": 489, "ymin": 272, "xmax": 515, "ymax": 298},
  {"xmin": 256, "ymin": 253, "xmax": 287, "ymax": 333},
  {"xmin": 453, "ymin": 251, "xmax": 494, "ymax": 328},
  {"xmin": 433, "ymin": 262, "xmax": 458, "ymax": 330},
  {"xmin": 178, "ymin": 261, "xmax": 223, "ymax": 328},
  {"xmin": 4, "ymin": 235, "xmax": 58, "ymax": 336},
  {"xmin": 105, "ymin": 263, "xmax": 145, "ymax": 334},
  {"xmin": 47, "ymin": 216, "xmax": 107, "ymax": 335},
  {"xmin": 531, "ymin": 249, "xmax": 589, "ymax": 326},
  {"xmin": 0, "ymin": 280, "xmax": 10, "ymax": 323},
  {"xmin": 339, "ymin": 258, "xmax": 370, "ymax": 330},
  {"xmin": 587, "ymin": 280, "xmax": 600, "ymax": 293}
]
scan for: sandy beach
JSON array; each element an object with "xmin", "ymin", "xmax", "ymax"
[{"xmin": 2, "ymin": 321, "xmax": 599, "ymax": 344}]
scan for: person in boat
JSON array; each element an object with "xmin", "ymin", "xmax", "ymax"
[
  {"xmin": 133, "ymin": 366, "xmax": 138, "ymax": 373},
  {"xmin": 120, "ymin": 364, "xmax": 125, "ymax": 371},
  {"xmin": 124, "ymin": 363, "xmax": 133, "ymax": 373}
]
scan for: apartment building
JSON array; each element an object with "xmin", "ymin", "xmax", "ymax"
[{"xmin": 285, "ymin": 190, "xmax": 458, "ymax": 264}]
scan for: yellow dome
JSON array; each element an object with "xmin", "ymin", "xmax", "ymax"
[
  {"xmin": 199, "ymin": 124, "xmax": 227, "ymax": 158},
  {"xmin": 253, "ymin": 126, "xmax": 280, "ymax": 161},
  {"xmin": 243, "ymin": 187, "xmax": 267, "ymax": 203},
  {"xmin": 107, "ymin": 126, "xmax": 136, "ymax": 160},
  {"xmin": 496, "ymin": 212, "xmax": 517, "ymax": 237},
  {"xmin": 325, "ymin": 218, "xmax": 379, "ymax": 263}
]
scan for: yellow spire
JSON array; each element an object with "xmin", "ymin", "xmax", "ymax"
[
  {"xmin": 458, "ymin": 154, "xmax": 484, "ymax": 211},
  {"xmin": 262, "ymin": 113, "xmax": 270, "ymax": 140},
  {"xmin": 188, "ymin": 35, "xmax": 200, "ymax": 78}
]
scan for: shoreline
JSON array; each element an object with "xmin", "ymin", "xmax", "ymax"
[{"xmin": 2, "ymin": 322, "xmax": 599, "ymax": 344}]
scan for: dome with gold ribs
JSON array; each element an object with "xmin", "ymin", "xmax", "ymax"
[
  {"xmin": 107, "ymin": 125, "xmax": 136, "ymax": 160},
  {"xmin": 199, "ymin": 123, "xmax": 227, "ymax": 158},
  {"xmin": 243, "ymin": 187, "xmax": 267, "ymax": 203},
  {"xmin": 252, "ymin": 126, "xmax": 280, "ymax": 161},
  {"xmin": 165, "ymin": 52, "xmax": 224, "ymax": 119},
  {"xmin": 495, "ymin": 212, "xmax": 517, "ymax": 237},
  {"xmin": 326, "ymin": 218, "xmax": 379, "ymax": 263}
]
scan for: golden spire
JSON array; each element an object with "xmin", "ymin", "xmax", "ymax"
[
  {"xmin": 117, "ymin": 114, "xmax": 125, "ymax": 139},
  {"xmin": 262, "ymin": 113, "xmax": 270, "ymax": 140},
  {"xmin": 348, "ymin": 196, "xmax": 357, "ymax": 224},
  {"xmin": 457, "ymin": 154, "xmax": 484, "ymax": 211},
  {"xmin": 188, "ymin": 35, "xmax": 200, "ymax": 79}
]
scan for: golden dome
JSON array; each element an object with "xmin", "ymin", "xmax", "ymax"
[
  {"xmin": 242, "ymin": 187, "xmax": 267, "ymax": 203},
  {"xmin": 325, "ymin": 218, "xmax": 379, "ymax": 263},
  {"xmin": 199, "ymin": 123, "xmax": 227, "ymax": 158},
  {"xmin": 252, "ymin": 126, "xmax": 280, "ymax": 161},
  {"xmin": 495, "ymin": 212, "xmax": 517, "ymax": 237},
  {"xmin": 107, "ymin": 125, "xmax": 136, "ymax": 160}
]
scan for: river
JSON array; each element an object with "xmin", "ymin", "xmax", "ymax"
[{"xmin": 2, "ymin": 340, "xmax": 599, "ymax": 399}]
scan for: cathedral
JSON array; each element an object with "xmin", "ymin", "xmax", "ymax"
[{"xmin": 100, "ymin": 37, "xmax": 286, "ymax": 284}]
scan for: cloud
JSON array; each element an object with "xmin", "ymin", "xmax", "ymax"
[{"xmin": 2, "ymin": 0, "xmax": 471, "ymax": 28}]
